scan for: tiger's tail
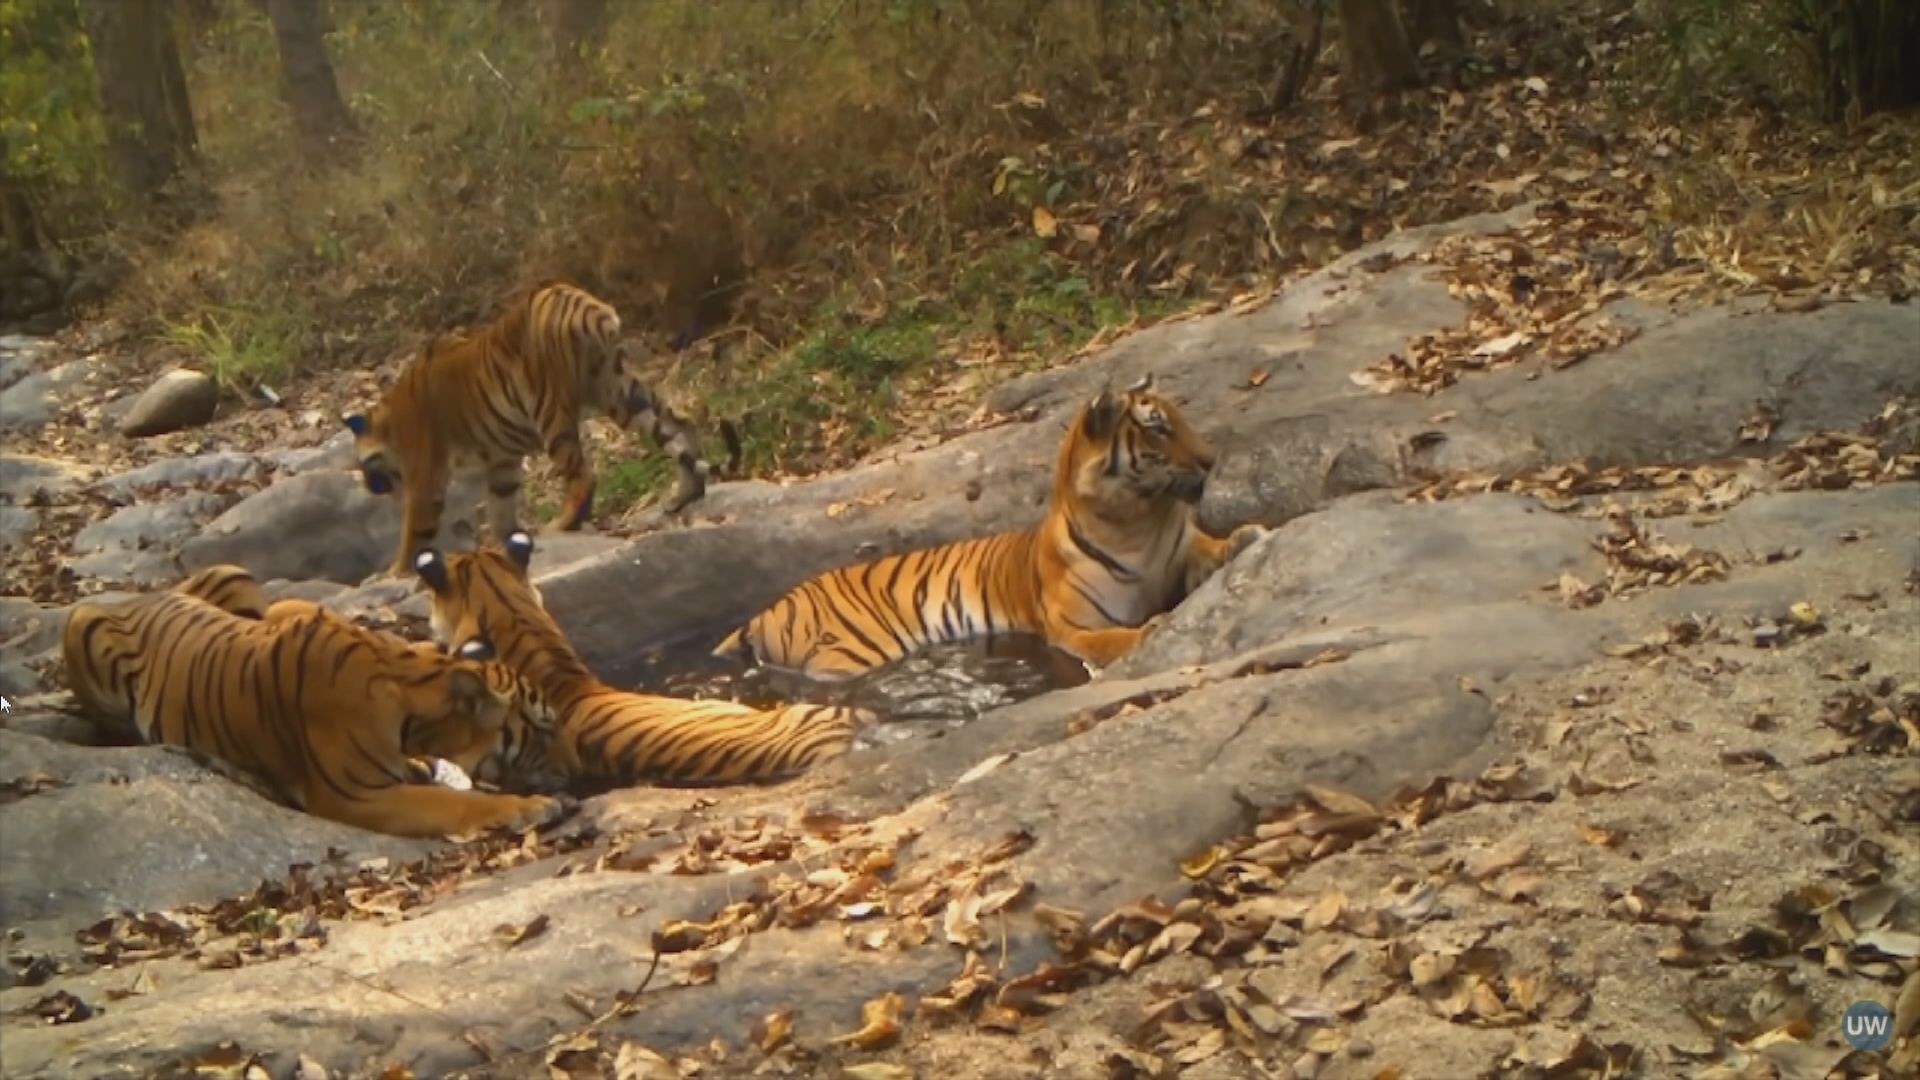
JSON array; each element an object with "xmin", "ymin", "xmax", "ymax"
[{"xmin": 616, "ymin": 376, "xmax": 712, "ymax": 514}]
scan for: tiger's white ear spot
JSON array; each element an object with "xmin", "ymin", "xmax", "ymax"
[
  {"xmin": 414, "ymin": 551, "xmax": 437, "ymax": 571},
  {"xmin": 1126, "ymin": 371, "xmax": 1155, "ymax": 393},
  {"xmin": 458, "ymin": 638, "xmax": 495, "ymax": 661}
]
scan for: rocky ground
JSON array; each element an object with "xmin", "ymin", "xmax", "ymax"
[{"xmin": 1, "ymin": 208, "xmax": 1916, "ymax": 1079}]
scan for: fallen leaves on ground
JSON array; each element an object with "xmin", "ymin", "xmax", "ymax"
[
  {"xmin": 73, "ymin": 825, "xmax": 594, "ymax": 972},
  {"xmin": 1410, "ymin": 397, "xmax": 1920, "ymax": 519}
]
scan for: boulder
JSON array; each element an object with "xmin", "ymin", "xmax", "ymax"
[
  {"xmin": 0, "ymin": 358, "xmax": 103, "ymax": 434},
  {"xmin": 0, "ymin": 454, "xmax": 91, "ymax": 502},
  {"xmin": 92, "ymin": 452, "xmax": 267, "ymax": 500},
  {"xmin": 118, "ymin": 368, "xmax": 219, "ymax": 438},
  {"xmin": 67, "ymin": 491, "xmax": 241, "ymax": 586},
  {"xmin": 178, "ymin": 468, "xmax": 492, "ymax": 585},
  {"xmin": 0, "ymin": 728, "xmax": 435, "ymax": 957}
]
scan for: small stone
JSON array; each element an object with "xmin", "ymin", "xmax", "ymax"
[{"xmin": 120, "ymin": 368, "xmax": 219, "ymax": 438}]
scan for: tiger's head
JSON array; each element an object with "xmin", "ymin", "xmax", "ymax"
[
  {"xmin": 402, "ymin": 635, "xmax": 560, "ymax": 787},
  {"xmin": 343, "ymin": 335, "xmax": 456, "ymax": 497},
  {"xmin": 412, "ymin": 530, "xmax": 549, "ymax": 658},
  {"xmin": 342, "ymin": 402, "xmax": 399, "ymax": 497},
  {"xmin": 1059, "ymin": 372, "xmax": 1218, "ymax": 514}
]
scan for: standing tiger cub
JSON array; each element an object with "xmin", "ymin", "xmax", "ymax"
[
  {"xmin": 714, "ymin": 373, "xmax": 1269, "ymax": 679},
  {"xmin": 345, "ymin": 281, "xmax": 725, "ymax": 578}
]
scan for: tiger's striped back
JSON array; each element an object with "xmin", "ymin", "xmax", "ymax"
[
  {"xmin": 172, "ymin": 564, "xmax": 561, "ymax": 787},
  {"xmin": 715, "ymin": 374, "xmax": 1267, "ymax": 679},
  {"xmin": 713, "ymin": 530, "xmax": 1044, "ymax": 680},
  {"xmin": 59, "ymin": 585, "xmax": 565, "ymax": 837},
  {"xmin": 414, "ymin": 534, "xmax": 868, "ymax": 787}
]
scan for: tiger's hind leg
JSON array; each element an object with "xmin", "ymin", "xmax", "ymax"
[
  {"xmin": 532, "ymin": 392, "xmax": 600, "ymax": 534},
  {"xmin": 483, "ymin": 456, "xmax": 527, "ymax": 543},
  {"xmin": 619, "ymin": 380, "xmax": 712, "ymax": 514}
]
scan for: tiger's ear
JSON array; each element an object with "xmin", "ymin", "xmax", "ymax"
[
  {"xmin": 342, "ymin": 412, "xmax": 368, "ymax": 436},
  {"xmin": 1125, "ymin": 371, "xmax": 1156, "ymax": 394},
  {"xmin": 1082, "ymin": 388, "xmax": 1123, "ymax": 439},
  {"xmin": 458, "ymin": 637, "xmax": 495, "ymax": 662},
  {"xmin": 505, "ymin": 531, "xmax": 534, "ymax": 570},
  {"xmin": 415, "ymin": 549, "xmax": 450, "ymax": 594}
]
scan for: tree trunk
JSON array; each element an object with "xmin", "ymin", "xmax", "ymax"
[
  {"xmin": 79, "ymin": 0, "xmax": 197, "ymax": 204},
  {"xmin": 1833, "ymin": 0, "xmax": 1920, "ymax": 118},
  {"xmin": 1402, "ymin": 0, "xmax": 1463, "ymax": 55},
  {"xmin": 544, "ymin": 0, "xmax": 609, "ymax": 69},
  {"xmin": 266, "ymin": 0, "xmax": 357, "ymax": 154},
  {"xmin": 1337, "ymin": 0, "xmax": 1421, "ymax": 93}
]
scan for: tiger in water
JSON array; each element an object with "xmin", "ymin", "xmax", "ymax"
[{"xmin": 713, "ymin": 373, "xmax": 1269, "ymax": 679}]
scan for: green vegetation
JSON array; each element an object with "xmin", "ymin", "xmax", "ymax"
[{"xmin": 157, "ymin": 301, "xmax": 307, "ymax": 397}]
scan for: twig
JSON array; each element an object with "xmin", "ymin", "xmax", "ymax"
[{"xmin": 476, "ymin": 50, "xmax": 516, "ymax": 96}]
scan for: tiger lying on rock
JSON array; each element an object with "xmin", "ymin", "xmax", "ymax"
[
  {"xmin": 715, "ymin": 373, "xmax": 1269, "ymax": 679},
  {"xmin": 414, "ymin": 532, "xmax": 869, "ymax": 789},
  {"xmin": 61, "ymin": 565, "xmax": 567, "ymax": 838},
  {"xmin": 345, "ymin": 280, "xmax": 734, "ymax": 578}
]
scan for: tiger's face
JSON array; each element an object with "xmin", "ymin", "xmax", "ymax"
[
  {"xmin": 399, "ymin": 632, "xmax": 559, "ymax": 786},
  {"xmin": 413, "ymin": 531, "xmax": 545, "ymax": 656},
  {"xmin": 1070, "ymin": 373, "xmax": 1218, "ymax": 509},
  {"xmin": 342, "ymin": 404, "xmax": 399, "ymax": 496}
]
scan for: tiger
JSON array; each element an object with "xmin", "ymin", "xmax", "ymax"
[
  {"xmin": 61, "ymin": 568, "xmax": 568, "ymax": 838},
  {"xmin": 343, "ymin": 280, "xmax": 734, "ymax": 579},
  {"xmin": 169, "ymin": 564, "xmax": 561, "ymax": 790},
  {"xmin": 413, "ymin": 530, "xmax": 870, "ymax": 788},
  {"xmin": 713, "ymin": 373, "xmax": 1269, "ymax": 680}
]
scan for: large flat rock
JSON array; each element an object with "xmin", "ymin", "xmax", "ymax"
[{"xmin": 7, "ymin": 472, "xmax": 1911, "ymax": 1078}]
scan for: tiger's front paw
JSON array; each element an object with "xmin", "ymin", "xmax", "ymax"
[{"xmin": 504, "ymin": 793, "xmax": 577, "ymax": 832}]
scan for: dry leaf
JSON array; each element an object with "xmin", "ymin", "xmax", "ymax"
[
  {"xmin": 1032, "ymin": 205, "xmax": 1058, "ymax": 239},
  {"xmin": 832, "ymin": 991, "xmax": 905, "ymax": 1050},
  {"xmin": 495, "ymin": 913, "xmax": 551, "ymax": 949},
  {"xmin": 841, "ymin": 1066, "xmax": 915, "ymax": 1080},
  {"xmin": 1302, "ymin": 891, "xmax": 1347, "ymax": 932}
]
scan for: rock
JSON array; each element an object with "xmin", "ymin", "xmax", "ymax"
[
  {"xmin": 263, "ymin": 430, "xmax": 355, "ymax": 475},
  {"xmin": 68, "ymin": 491, "xmax": 241, "ymax": 586},
  {"xmin": 178, "ymin": 468, "xmax": 490, "ymax": 585},
  {"xmin": 92, "ymin": 451, "xmax": 268, "ymax": 500},
  {"xmin": 11, "ymin": 472, "xmax": 1912, "ymax": 1078},
  {"xmin": 0, "ymin": 357, "xmax": 102, "ymax": 434},
  {"xmin": 0, "ymin": 505, "xmax": 36, "ymax": 548},
  {"xmin": 261, "ymin": 578, "xmax": 349, "ymax": 605},
  {"xmin": 0, "ymin": 454, "xmax": 91, "ymax": 501},
  {"xmin": 0, "ymin": 728, "xmax": 434, "ymax": 956},
  {"xmin": 118, "ymin": 368, "xmax": 219, "ymax": 438},
  {"xmin": 0, "ymin": 335, "xmax": 51, "ymax": 392}
]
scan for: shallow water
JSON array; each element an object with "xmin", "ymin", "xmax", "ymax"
[{"xmin": 604, "ymin": 632, "xmax": 1092, "ymax": 734}]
